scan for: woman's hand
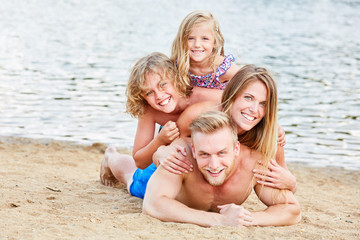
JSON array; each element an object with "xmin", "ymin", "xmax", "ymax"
[
  {"xmin": 277, "ymin": 125, "xmax": 286, "ymax": 147},
  {"xmin": 253, "ymin": 159, "xmax": 297, "ymax": 193},
  {"xmin": 153, "ymin": 144, "xmax": 193, "ymax": 174}
]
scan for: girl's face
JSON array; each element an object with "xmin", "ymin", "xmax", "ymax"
[
  {"xmin": 143, "ymin": 72, "xmax": 179, "ymax": 113},
  {"xmin": 230, "ymin": 80, "xmax": 268, "ymax": 135},
  {"xmin": 187, "ymin": 22, "xmax": 216, "ymax": 64}
]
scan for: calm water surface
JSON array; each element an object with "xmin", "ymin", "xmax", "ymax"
[{"xmin": 0, "ymin": 0, "xmax": 359, "ymax": 169}]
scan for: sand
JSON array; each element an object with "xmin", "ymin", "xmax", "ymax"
[{"xmin": 0, "ymin": 137, "xmax": 359, "ymax": 240}]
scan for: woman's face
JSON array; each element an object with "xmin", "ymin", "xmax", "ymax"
[{"xmin": 230, "ymin": 80, "xmax": 268, "ymax": 135}]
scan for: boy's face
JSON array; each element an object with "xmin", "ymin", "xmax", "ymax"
[
  {"xmin": 191, "ymin": 127, "xmax": 240, "ymax": 186},
  {"xmin": 143, "ymin": 72, "xmax": 180, "ymax": 113}
]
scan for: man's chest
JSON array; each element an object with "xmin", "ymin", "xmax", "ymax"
[{"xmin": 179, "ymin": 173, "xmax": 255, "ymax": 212}]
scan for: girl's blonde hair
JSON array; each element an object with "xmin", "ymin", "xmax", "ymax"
[
  {"xmin": 126, "ymin": 52, "xmax": 191, "ymax": 118},
  {"xmin": 221, "ymin": 64, "xmax": 278, "ymax": 162},
  {"xmin": 171, "ymin": 10, "xmax": 225, "ymax": 88}
]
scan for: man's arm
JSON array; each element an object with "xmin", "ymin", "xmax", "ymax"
[
  {"xmin": 142, "ymin": 166, "xmax": 221, "ymax": 227},
  {"xmin": 143, "ymin": 164, "xmax": 255, "ymax": 227},
  {"xmin": 251, "ymin": 182, "xmax": 301, "ymax": 226}
]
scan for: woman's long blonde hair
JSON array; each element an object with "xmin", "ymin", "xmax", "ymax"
[
  {"xmin": 171, "ymin": 10, "xmax": 225, "ymax": 88},
  {"xmin": 221, "ymin": 64, "xmax": 278, "ymax": 162},
  {"xmin": 126, "ymin": 52, "xmax": 191, "ymax": 118}
]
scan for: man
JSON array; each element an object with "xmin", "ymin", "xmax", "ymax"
[{"xmin": 142, "ymin": 111, "xmax": 301, "ymax": 227}]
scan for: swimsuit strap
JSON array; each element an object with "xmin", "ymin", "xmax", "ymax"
[
  {"xmin": 215, "ymin": 54, "xmax": 235, "ymax": 78},
  {"xmin": 189, "ymin": 54, "xmax": 235, "ymax": 90}
]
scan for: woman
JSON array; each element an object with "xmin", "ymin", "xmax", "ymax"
[{"xmin": 155, "ymin": 64, "xmax": 296, "ymax": 192}]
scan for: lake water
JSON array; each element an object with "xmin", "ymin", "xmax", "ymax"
[{"xmin": 0, "ymin": 0, "xmax": 359, "ymax": 170}]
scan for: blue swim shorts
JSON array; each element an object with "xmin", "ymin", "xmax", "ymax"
[{"xmin": 129, "ymin": 163, "xmax": 157, "ymax": 199}]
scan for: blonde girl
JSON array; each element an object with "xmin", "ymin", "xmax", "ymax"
[{"xmin": 171, "ymin": 10, "xmax": 239, "ymax": 102}]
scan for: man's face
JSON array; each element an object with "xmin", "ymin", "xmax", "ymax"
[{"xmin": 191, "ymin": 127, "xmax": 239, "ymax": 186}]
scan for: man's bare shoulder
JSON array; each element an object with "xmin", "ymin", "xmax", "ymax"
[{"xmin": 239, "ymin": 144, "xmax": 262, "ymax": 169}]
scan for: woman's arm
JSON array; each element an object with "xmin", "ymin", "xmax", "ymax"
[
  {"xmin": 177, "ymin": 101, "xmax": 220, "ymax": 137},
  {"xmin": 253, "ymin": 159, "xmax": 297, "ymax": 193},
  {"xmin": 252, "ymin": 125, "xmax": 297, "ymax": 193}
]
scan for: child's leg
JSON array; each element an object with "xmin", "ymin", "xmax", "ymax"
[{"xmin": 100, "ymin": 146, "xmax": 136, "ymax": 191}]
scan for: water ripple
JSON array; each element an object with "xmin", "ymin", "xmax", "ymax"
[{"xmin": 0, "ymin": 0, "xmax": 359, "ymax": 169}]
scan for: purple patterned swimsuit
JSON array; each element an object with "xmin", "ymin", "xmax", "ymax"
[{"xmin": 189, "ymin": 54, "xmax": 235, "ymax": 90}]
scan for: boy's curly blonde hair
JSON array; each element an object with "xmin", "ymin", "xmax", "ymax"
[{"xmin": 126, "ymin": 52, "xmax": 192, "ymax": 118}]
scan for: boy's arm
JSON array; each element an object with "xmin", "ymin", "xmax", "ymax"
[
  {"xmin": 132, "ymin": 115, "xmax": 158, "ymax": 169},
  {"xmin": 133, "ymin": 109, "xmax": 179, "ymax": 169},
  {"xmin": 251, "ymin": 181, "xmax": 301, "ymax": 226}
]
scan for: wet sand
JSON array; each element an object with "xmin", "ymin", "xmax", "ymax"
[{"xmin": 1, "ymin": 137, "xmax": 359, "ymax": 239}]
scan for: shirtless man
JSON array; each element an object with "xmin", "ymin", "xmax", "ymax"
[{"xmin": 142, "ymin": 111, "xmax": 301, "ymax": 227}]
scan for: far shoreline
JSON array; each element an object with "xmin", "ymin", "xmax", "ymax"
[{"xmin": 1, "ymin": 135, "xmax": 358, "ymax": 172}]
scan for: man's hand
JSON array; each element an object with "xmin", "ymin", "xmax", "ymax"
[{"xmin": 218, "ymin": 204, "xmax": 253, "ymax": 227}]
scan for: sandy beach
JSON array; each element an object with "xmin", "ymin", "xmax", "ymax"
[{"xmin": 0, "ymin": 137, "xmax": 359, "ymax": 240}]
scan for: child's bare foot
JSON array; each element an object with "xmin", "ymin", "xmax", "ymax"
[{"xmin": 100, "ymin": 146, "xmax": 118, "ymax": 186}]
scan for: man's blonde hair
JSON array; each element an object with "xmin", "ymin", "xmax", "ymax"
[
  {"xmin": 189, "ymin": 111, "xmax": 238, "ymax": 146},
  {"xmin": 171, "ymin": 10, "xmax": 225, "ymax": 90},
  {"xmin": 126, "ymin": 52, "xmax": 191, "ymax": 118}
]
